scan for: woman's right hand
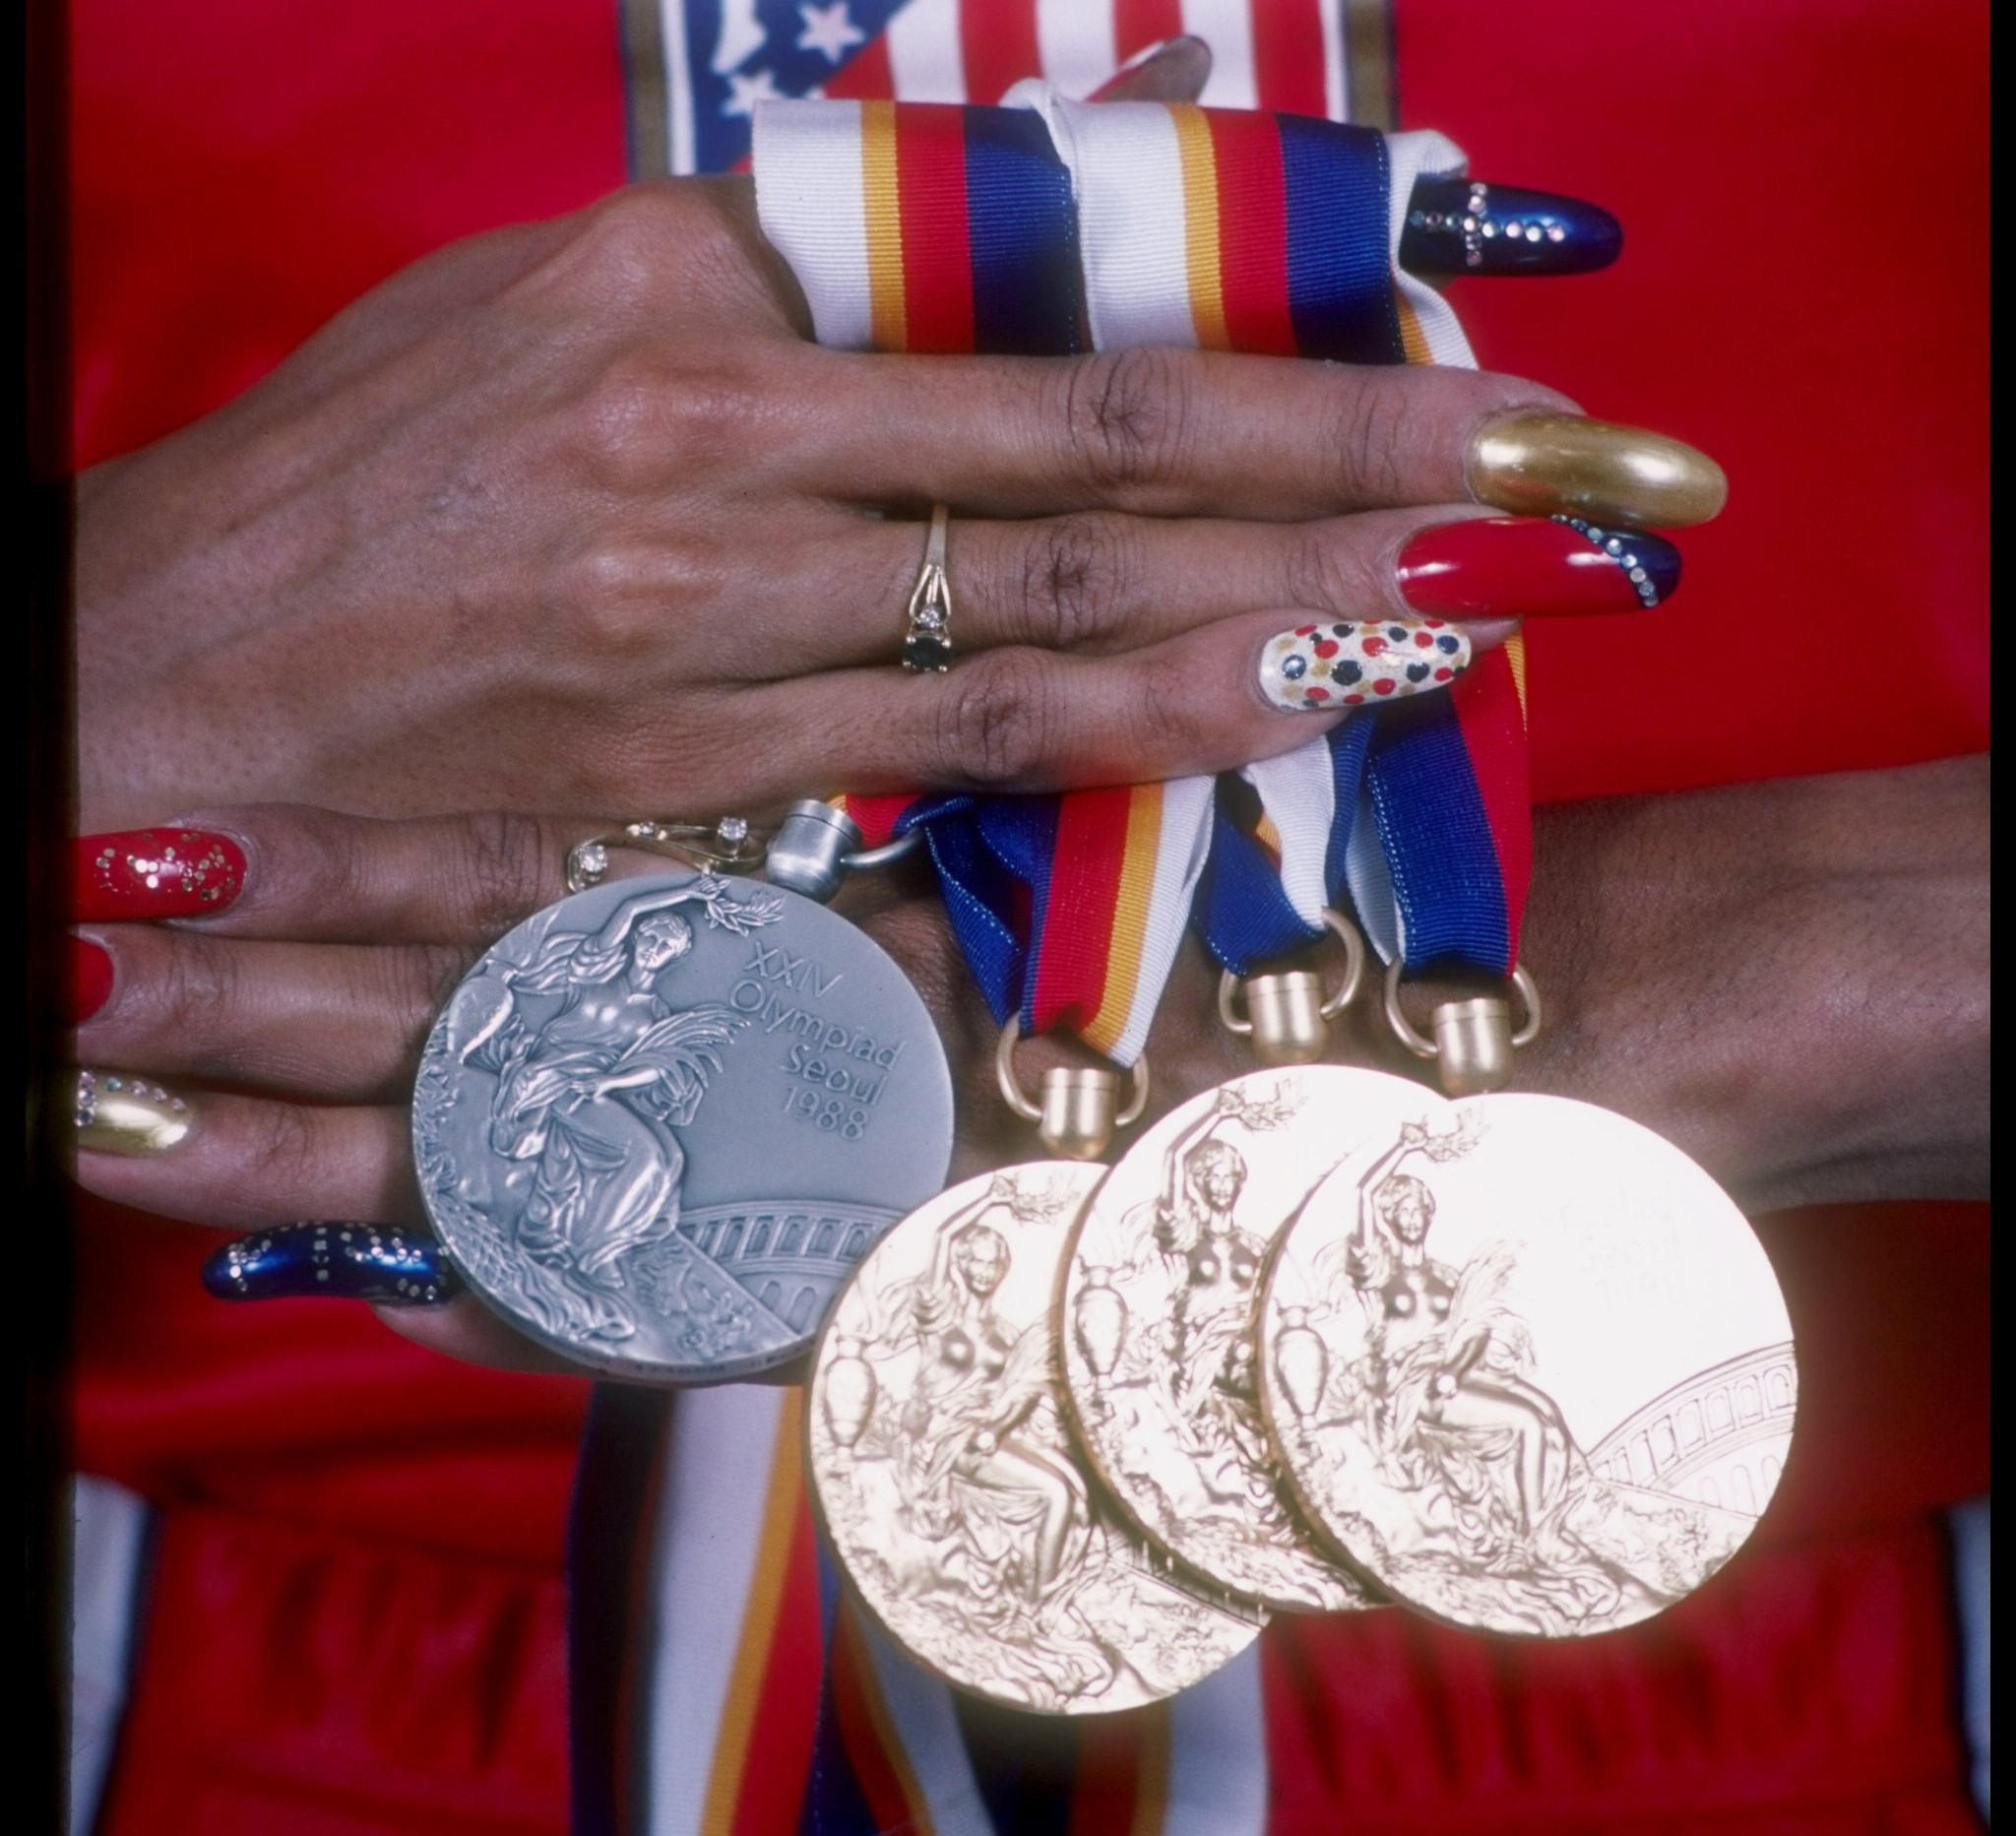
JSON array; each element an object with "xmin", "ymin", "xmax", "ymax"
[{"xmin": 76, "ymin": 84, "xmax": 1713, "ymax": 831}]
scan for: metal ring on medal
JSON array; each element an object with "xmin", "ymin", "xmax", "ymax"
[
  {"xmin": 1060, "ymin": 1068, "xmax": 1426, "ymax": 1614},
  {"xmin": 808, "ymin": 1165, "xmax": 1262, "ymax": 1714},
  {"xmin": 1260, "ymin": 1093, "xmax": 1797, "ymax": 1638},
  {"xmin": 412, "ymin": 870, "xmax": 953, "ymax": 1382}
]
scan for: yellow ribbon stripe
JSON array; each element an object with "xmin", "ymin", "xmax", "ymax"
[
  {"xmin": 861, "ymin": 99, "xmax": 907, "ymax": 352},
  {"xmin": 1169, "ymin": 105, "xmax": 1230, "ymax": 351}
]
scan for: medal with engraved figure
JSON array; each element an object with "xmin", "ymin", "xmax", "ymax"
[
  {"xmin": 1260, "ymin": 1093, "xmax": 1796, "ymax": 1637},
  {"xmin": 413, "ymin": 867, "xmax": 953, "ymax": 1382},
  {"xmin": 1059, "ymin": 1068, "xmax": 1424, "ymax": 1613},
  {"xmin": 808, "ymin": 1164, "xmax": 1262, "ymax": 1714}
]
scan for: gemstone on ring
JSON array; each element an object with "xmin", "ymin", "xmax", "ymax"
[{"xmin": 902, "ymin": 503, "xmax": 956, "ymax": 672}]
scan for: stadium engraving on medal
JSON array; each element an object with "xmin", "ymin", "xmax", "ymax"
[
  {"xmin": 1260, "ymin": 1094, "xmax": 1796, "ymax": 1637},
  {"xmin": 413, "ymin": 870, "xmax": 953, "ymax": 1381},
  {"xmin": 808, "ymin": 1165, "xmax": 1262, "ymax": 1714},
  {"xmin": 1060, "ymin": 1068, "xmax": 1423, "ymax": 1614}
]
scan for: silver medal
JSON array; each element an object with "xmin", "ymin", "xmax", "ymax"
[{"xmin": 413, "ymin": 869, "xmax": 954, "ymax": 1381}]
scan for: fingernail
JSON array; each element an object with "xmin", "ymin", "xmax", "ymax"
[
  {"xmin": 74, "ymin": 828, "xmax": 248, "ymax": 923},
  {"xmin": 202, "ymin": 1222, "xmax": 459, "ymax": 1305},
  {"xmin": 1115, "ymin": 37, "xmax": 1171, "ymax": 70},
  {"xmin": 1469, "ymin": 413, "xmax": 1728, "ymax": 530},
  {"xmin": 1402, "ymin": 178, "xmax": 1622, "ymax": 277},
  {"xmin": 70, "ymin": 936, "xmax": 114, "ymax": 1023},
  {"xmin": 1260, "ymin": 617, "xmax": 1471, "ymax": 713},
  {"xmin": 74, "ymin": 1067, "xmax": 198, "ymax": 1155},
  {"xmin": 1398, "ymin": 515, "xmax": 1680, "ymax": 617}
]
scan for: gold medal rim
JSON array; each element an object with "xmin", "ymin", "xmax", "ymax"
[
  {"xmin": 1256, "ymin": 1091, "xmax": 1797, "ymax": 1639},
  {"xmin": 1055, "ymin": 1068, "xmax": 1404, "ymax": 1616},
  {"xmin": 805, "ymin": 1162, "xmax": 1265, "ymax": 1715}
]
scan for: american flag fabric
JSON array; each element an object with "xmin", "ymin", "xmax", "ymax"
[{"xmin": 624, "ymin": 0, "xmax": 1387, "ymax": 177}]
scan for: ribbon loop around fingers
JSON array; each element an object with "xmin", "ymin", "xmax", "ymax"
[{"xmin": 762, "ymin": 89, "xmax": 1532, "ymax": 1058}]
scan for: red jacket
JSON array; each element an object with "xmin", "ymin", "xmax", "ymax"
[{"xmin": 70, "ymin": 2, "xmax": 1986, "ymax": 1829}]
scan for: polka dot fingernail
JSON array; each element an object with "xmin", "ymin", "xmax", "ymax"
[{"xmin": 1258, "ymin": 616, "xmax": 1472, "ymax": 713}]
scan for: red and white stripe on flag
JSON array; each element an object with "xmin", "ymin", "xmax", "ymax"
[{"xmin": 647, "ymin": 0, "xmax": 1358, "ymax": 171}]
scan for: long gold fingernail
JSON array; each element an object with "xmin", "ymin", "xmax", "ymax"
[
  {"xmin": 1468, "ymin": 412, "xmax": 1729, "ymax": 529},
  {"xmin": 74, "ymin": 1068, "xmax": 198, "ymax": 1156}
]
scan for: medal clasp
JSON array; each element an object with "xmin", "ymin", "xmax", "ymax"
[
  {"xmin": 995, "ymin": 1020, "xmax": 1150, "ymax": 1161},
  {"xmin": 1381, "ymin": 961, "xmax": 1542, "ymax": 1096},
  {"xmin": 1218, "ymin": 909, "xmax": 1366, "ymax": 1066}
]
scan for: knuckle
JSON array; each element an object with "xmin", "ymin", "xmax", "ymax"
[
  {"xmin": 125, "ymin": 935, "xmax": 235, "ymax": 1045},
  {"xmin": 447, "ymin": 812, "xmax": 555, "ymax": 938},
  {"xmin": 662, "ymin": 364, "xmax": 767, "ymax": 460},
  {"xmin": 1016, "ymin": 516, "xmax": 1134, "ymax": 651},
  {"xmin": 574, "ymin": 348, "xmax": 767, "ymax": 489},
  {"xmin": 1058, "ymin": 348, "xmax": 1193, "ymax": 497},
  {"xmin": 1278, "ymin": 526, "xmax": 1365, "ymax": 617},
  {"xmin": 244, "ymin": 1101, "xmax": 326, "ymax": 1198},
  {"xmin": 378, "ymin": 945, "xmax": 480, "ymax": 1044},
  {"xmin": 569, "ymin": 185, "xmax": 684, "ymax": 301},
  {"xmin": 559, "ymin": 534, "xmax": 723, "ymax": 659},
  {"xmin": 931, "ymin": 649, "xmax": 1057, "ymax": 790},
  {"xmin": 1332, "ymin": 373, "xmax": 1414, "ymax": 505}
]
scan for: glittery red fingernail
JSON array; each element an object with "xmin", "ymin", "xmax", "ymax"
[
  {"xmin": 73, "ymin": 828, "xmax": 248, "ymax": 922},
  {"xmin": 70, "ymin": 936, "xmax": 114, "ymax": 1024}
]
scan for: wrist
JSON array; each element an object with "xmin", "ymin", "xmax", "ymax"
[{"xmin": 1518, "ymin": 759, "xmax": 1986, "ymax": 1209}]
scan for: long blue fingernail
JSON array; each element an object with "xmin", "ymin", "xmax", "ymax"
[
  {"xmin": 1402, "ymin": 177, "xmax": 1623, "ymax": 277},
  {"xmin": 202, "ymin": 1222, "xmax": 460, "ymax": 1305}
]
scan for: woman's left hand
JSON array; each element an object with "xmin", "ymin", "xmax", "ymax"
[{"xmin": 69, "ymin": 758, "xmax": 1990, "ymax": 1375}]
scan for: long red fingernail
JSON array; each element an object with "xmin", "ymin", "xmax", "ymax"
[
  {"xmin": 1397, "ymin": 516, "xmax": 1681, "ymax": 619},
  {"xmin": 71, "ymin": 936, "xmax": 114, "ymax": 1023},
  {"xmin": 74, "ymin": 828, "xmax": 247, "ymax": 922}
]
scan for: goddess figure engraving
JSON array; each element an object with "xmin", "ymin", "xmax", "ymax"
[
  {"xmin": 1336, "ymin": 1118, "xmax": 1578, "ymax": 1543},
  {"xmin": 1148, "ymin": 1094, "xmax": 1279, "ymax": 1488},
  {"xmin": 449, "ymin": 877, "xmax": 781, "ymax": 1341},
  {"xmin": 811, "ymin": 1167, "xmax": 1262, "ymax": 1712},
  {"xmin": 896, "ymin": 1183, "xmax": 1093, "ymax": 1611},
  {"xmin": 1286, "ymin": 1111, "xmax": 1752, "ymax": 1634}
]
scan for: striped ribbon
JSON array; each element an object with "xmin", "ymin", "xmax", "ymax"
[
  {"xmin": 763, "ymin": 90, "xmax": 1530, "ymax": 1040},
  {"xmin": 584, "ymin": 83, "xmax": 1536, "ymax": 1836},
  {"xmin": 755, "ymin": 99, "xmax": 1083, "ymax": 354}
]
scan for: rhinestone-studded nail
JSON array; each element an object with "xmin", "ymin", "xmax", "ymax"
[
  {"xmin": 1402, "ymin": 177, "xmax": 1622, "ymax": 278},
  {"xmin": 74, "ymin": 1067, "xmax": 198, "ymax": 1156},
  {"xmin": 202, "ymin": 1221, "xmax": 461, "ymax": 1306}
]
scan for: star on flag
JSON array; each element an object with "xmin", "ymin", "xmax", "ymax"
[
  {"xmin": 796, "ymin": 3, "xmax": 865, "ymax": 66},
  {"xmin": 723, "ymin": 66, "xmax": 787, "ymax": 116}
]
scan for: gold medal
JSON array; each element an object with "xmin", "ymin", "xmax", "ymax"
[
  {"xmin": 807, "ymin": 1164, "xmax": 1262, "ymax": 1713},
  {"xmin": 1059, "ymin": 1068, "xmax": 1421, "ymax": 1613},
  {"xmin": 1259, "ymin": 1094, "xmax": 1796, "ymax": 1637}
]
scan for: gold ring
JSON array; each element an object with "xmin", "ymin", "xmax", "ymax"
[{"xmin": 902, "ymin": 504, "xmax": 955, "ymax": 672}]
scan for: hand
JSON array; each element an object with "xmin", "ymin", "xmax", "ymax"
[
  {"xmin": 73, "ymin": 48, "xmax": 1711, "ymax": 831},
  {"xmin": 67, "ymin": 757, "xmax": 1987, "ymax": 1376}
]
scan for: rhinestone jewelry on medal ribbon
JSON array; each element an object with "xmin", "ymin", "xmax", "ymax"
[{"xmin": 413, "ymin": 869, "xmax": 954, "ymax": 1382}]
